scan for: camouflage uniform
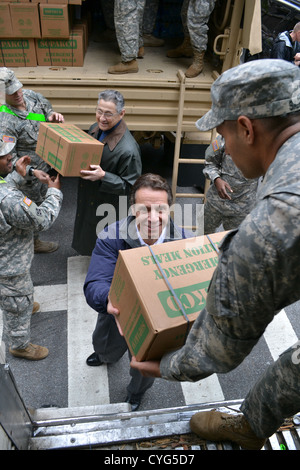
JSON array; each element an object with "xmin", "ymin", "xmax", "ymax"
[
  {"xmin": 100, "ymin": 0, "xmax": 158, "ymax": 35},
  {"xmin": 181, "ymin": 0, "xmax": 217, "ymax": 52},
  {"xmin": 159, "ymin": 59, "xmax": 300, "ymax": 439},
  {"xmin": 0, "ymin": 88, "xmax": 54, "ymax": 204},
  {"xmin": 114, "ymin": 0, "xmax": 146, "ymax": 61},
  {"xmin": 203, "ymin": 135, "xmax": 258, "ymax": 233},
  {"xmin": 0, "ymin": 170, "xmax": 62, "ymax": 349}
]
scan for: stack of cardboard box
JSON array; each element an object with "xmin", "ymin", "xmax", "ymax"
[{"xmin": 0, "ymin": 1, "xmax": 87, "ymax": 67}]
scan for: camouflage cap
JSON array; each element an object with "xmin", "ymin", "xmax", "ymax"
[
  {"xmin": 0, "ymin": 135, "xmax": 15, "ymax": 157},
  {"xmin": 0, "ymin": 67, "xmax": 22, "ymax": 95},
  {"xmin": 196, "ymin": 59, "xmax": 300, "ymax": 131}
]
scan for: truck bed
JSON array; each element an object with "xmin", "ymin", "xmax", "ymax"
[{"xmin": 12, "ymin": 37, "xmax": 216, "ymax": 136}]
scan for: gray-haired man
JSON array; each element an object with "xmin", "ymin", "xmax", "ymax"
[{"xmin": 131, "ymin": 59, "xmax": 300, "ymax": 449}]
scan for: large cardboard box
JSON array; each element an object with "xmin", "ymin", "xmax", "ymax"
[
  {"xmin": 35, "ymin": 29, "xmax": 84, "ymax": 67},
  {"xmin": 36, "ymin": 123, "xmax": 103, "ymax": 177},
  {"xmin": 32, "ymin": 0, "xmax": 81, "ymax": 4},
  {"xmin": 109, "ymin": 232, "xmax": 227, "ymax": 361},
  {"xmin": 0, "ymin": 3, "xmax": 13, "ymax": 37},
  {"xmin": 39, "ymin": 4, "xmax": 70, "ymax": 38},
  {"xmin": 10, "ymin": 3, "xmax": 41, "ymax": 38},
  {"xmin": 0, "ymin": 39, "xmax": 37, "ymax": 66}
]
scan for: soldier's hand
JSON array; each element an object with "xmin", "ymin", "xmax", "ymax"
[
  {"xmin": 130, "ymin": 357, "xmax": 162, "ymax": 378},
  {"xmin": 48, "ymin": 112, "xmax": 64, "ymax": 123},
  {"xmin": 34, "ymin": 169, "xmax": 51, "ymax": 184},
  {"xmin": 47, "ymin": 173, "xmax": 61, "ymax": 190},
  {"xmin": 15, "ymin": 155, "xmax": 31, "ymax": 177},
  {"xmin": 214, "ymin": 177, "xmax": 233, "ymax": 200}
]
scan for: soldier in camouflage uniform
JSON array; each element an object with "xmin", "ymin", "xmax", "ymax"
[
  {"xmin": 0, "ymin": 67, "xmax": 64, "ymax": 252},
  {"xmin": 0, "ymin": 138, "xmax": 62, "ymax": 360},
  {"xmin": 131, "ymin": 59, "xmax": 300, "ymax": 449},
  {"xmin": 108, "ymin": 0, "xmax": 146, "ymax": 74},
  {"xmin": 100, "ymin": 0, "xmax": 163, "ymax": 46},
  {"xmin": 167, "ymin": 0, "xmax": 217, "ymax": 77},
  {"xmin": 203, "ymin": 134, "xmax": 258, "ymax": 233}
]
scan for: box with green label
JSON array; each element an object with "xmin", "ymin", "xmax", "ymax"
[
  {"xmin": 36, "ymin": 122, "xmax": 103, "ymax": 176},
  {"xmin": 109, "ymin": 232, "xmax": 227, "ymax": 361}
]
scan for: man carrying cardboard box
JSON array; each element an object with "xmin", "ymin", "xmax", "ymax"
[
  {"xmin": 84, "ymin": 173, "xmax": 191, "ymax": 411},
  {"xmin": 0, "ymin": 67, "xmax": 64, "ymax": 253},
  {"xmin": 131, "ymin": 59, "xmax": 300, "ymax": 449},
  {"xmin": 72, "ymin": 89, "xmax": 142, "ymax": 256}
]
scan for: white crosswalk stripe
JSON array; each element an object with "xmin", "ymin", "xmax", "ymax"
[
  {"xmin": 264, "ymin": 308, "xmax": 298, "ymax": 360},
  {"xmin": 67, "ymin": 256, "xmax": 110, "ymax": 407},
  {"xmin": 0, "ymin": 255, "xmax": 299, "ymax": 409}
]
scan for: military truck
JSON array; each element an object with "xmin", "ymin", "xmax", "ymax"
[{"xmin": 3, "ymin": 0, "xmax": 262, "ymax": 202}]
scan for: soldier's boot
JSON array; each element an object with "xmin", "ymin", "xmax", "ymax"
[
  {"xmin": 34, "ymin": 238, "xmax": 59, "ymax": 253},
  {"xmin": 9, "ymin": 343, "xmax": 49, "ymax": 361},
  {"xmin": 185, "ymin": 51, "xmax": 205, "ymax": 78},
  {"xmin": 143, "ymin": 34, "xmax": 164, "ymax": 47},
  {"xmin": 32, "ymin": 302, "xmax": 40, "ymax": 314},
  {"xmin": 190, "ymin": 410, "xmax": 266, "ymax": 450},
  {"xmin": 167, "ymin": 36, "xmax": 193, "ymax": 58},
  {"xmin": 108, "ymin": 60, "xmax": 139, "ymax": 74},
  {"xmin": 138, "ymin": 47, "xmax": 145, "ymax": 58}
]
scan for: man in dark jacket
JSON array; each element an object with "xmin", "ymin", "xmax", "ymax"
[
  {"xmin": 84, "ymin": 173, "xmax": 190, "ymax": 411},
  {"xmin": 72, "ymin": 90, "xmax": 142, "ymax": 255},
  {"xmin": 271, "ymin": 22, "xmax": 300, "ymax": 65}
]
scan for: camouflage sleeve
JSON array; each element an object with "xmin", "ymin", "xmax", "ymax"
[
  {"xmin": 39, "ymin": 93, "xmax": 54, "ymax": 121},
  {"xmin": 26, "ymin": 89, "xmax": 54, "ymax": 120},
  {"xmin": 1, "ymin": 187, "xmax": 62, "ymax": 233},
  {"xmin": 202, "ymin": 135, "xmax": 225, "ymax": 182},
  {"xmin": 160, "ymin": 193, "xmax": 300, "ymax": 382}
]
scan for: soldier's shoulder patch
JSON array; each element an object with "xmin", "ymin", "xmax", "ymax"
[
  {"xmin": 212, "ymin": 139, "xmax": 219, "ymax": 152},
  {"xmin": 3, "ymin": 135, "xmax": 15, "ymax": 143},
  {"xmin": 23, "ymin": 196, "xmax": 32, "ymax": 207}
]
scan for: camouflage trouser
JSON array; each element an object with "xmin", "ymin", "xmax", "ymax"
[
  {"xmin": 114, "ymin": 0, "xmax": 146, "ymax": 61},
  {"xmin": 203, "ymin": 196, "xmax": 253, "ymax": 234},
  {"xmin": 241, "ymin": 343, "xmax": 300, "ymax": 438},
  {"xmin": 101, "ymin": 0, "xmax": 158, "ymax": 34},
  {"xmin": 181, "ymin": 0, "xmax": 217, "ymax": 52},
  {"xmin": 143, "ymin": 0, "xmax": 159, "ymax": 34},
  {"xmin": 0, "ymin": 273, "xmax": 33, "ymax": 350}
]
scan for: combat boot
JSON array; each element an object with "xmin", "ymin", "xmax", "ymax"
[
  {"xmin": 143, "ymin": 34, "xmax": 164, "ymax": 47},
  {"xmin": 167, "ymin": 36, "xmax": 193, "ymax": 58},
  {"xmin": 9, "ymin": 343, "xmax": 49, "ymax": 361},
  {"xmin": 108, "ymin": 60, "xmax": 139, "ymax": 74},
  {"xmin": 138, "ymin": 47, "xmax": 144, "ymax": 58},
  {"xmin": 190, "ymin": 410, "xmax": 266, "ymax": 450},
  {"xmin": 34, "ymin": 238, "xmax": 59, "ymax": 253},
  {"xmin": 32, "ymin": 302, "xmax": 40, "ymax": 314},
  {"xmin": 185, "ymin": 51, "xmax": 205, "ymax": 78}
]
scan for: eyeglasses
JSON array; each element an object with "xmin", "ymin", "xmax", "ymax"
[{"xmin": 95, "ymin": 108, "xmax": 119, "ymax": 118}]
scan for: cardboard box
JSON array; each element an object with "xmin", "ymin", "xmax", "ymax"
[
  {"xmin": 39, "ymin": 4, "xmax": 70, "ymax": 38},
  {"xmin": 109, "ymin": 232, "xmax": 227, "ymax": 361},
  {"xmin": 10, "ymin": 3, "xmax": 41, "ymax": 38},
  {"xmin": 0, "ymin": 3, "xmax": 13, "ymax": 38},
  {"xmin": 0, "ymin": 39, "xmax": 37, "ymax": 66},
  {"xmin": 35, "ymin": 29, "xmax": 84, "ymax": 66},
  {"xmin": 36, "ymin": 123, "xmax": 103, "ymax": 177},
  {"xmin": 32, "ymin": 0, "xmax": 81, "ymax": 4}
]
